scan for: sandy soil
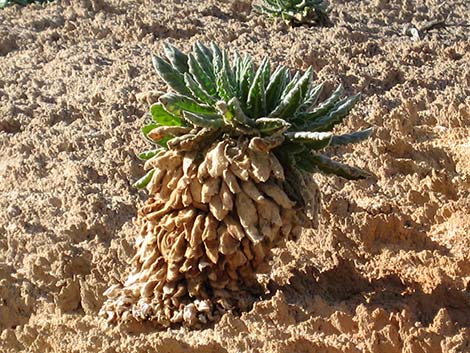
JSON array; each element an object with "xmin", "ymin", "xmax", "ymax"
[{"xmin": 0, "ymin": 0, "xmax": 469, "ymax": 352}]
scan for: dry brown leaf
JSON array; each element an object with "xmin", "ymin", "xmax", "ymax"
[
  {"xmin": 166, "ymin": 262, "xmax": 181, "ymax": 282},
  {"xmin": 222, "ymin": 169, "xmax": 241, "ymax": 193},
  {"xmin": 235, "ymin": 191, "xmax": 263, "ymax": 244},
  {"xmin": 258, "ymin": 182, "xmax": 296, "ymax": 209},
  {"xmin": 269, "ymin": 154, "xmax": 285, "ymax": 180},
  {"xmin": 247, "ymin": 149, "xmax": 271, "ymax": 183},
  {"xmin": 204, "ymin": 239, "xmax": 219, "ymax": 264},
  {"xmin": 241, "ymin": 180, "xmax": 265, "ymax": 202},
  {"xmin": 148, "ymin": 126, "xmax": 191, "ymax": 141},
  {"xmin": 189, "ymin": 214, "xmax": 205, "ymax": 247},
  {"xmin": 181, "ymin": 187, "xmax": 193, "ymax": 206},
  {"xmin": 231, "ymin": 153, "xmax": 251, "ymax": 179},
  {"xmin": 219, "ymin": 181, "xmax": 234, "ymax": 211},
  {"xmin": 209, "ymin": 194, "xmax": 229, "ymax": 221},
  {"xmin": 201, "ymin": 177, "xmax": 221, "ymax": 204},
  {"xmin": 197, "ymin": 159, "xmax": 209, "ymax": 181},
  {"xmin": 189, "ymin": 178, "xmax": 203, "ymax": 203},
  {"xmin": 248, "ymin": 135, "xmax": 284, "ymax": 153},
  {"xmin": 218, "ymin": 224, "xmax": 239, "ymax": 255},
  {"xmin": 202, "ymin": 214, "xmax": 218, "ymax": 241},
  {"xmin": 206, "ymin": 140, "xmax": 229, "ymax": 178},
  {"xmin": 147, "ymin": 168, "xmax": 166, "ymax": 194},
  {"xmin": 226, "ymin": 250, "xmax": 248, "ymax": 269},
  {"xmin": 241, "ymin": 238, "xmax": 254, "ymax": 260},
  {"xmin": 224, "ymin": 215, "xmax": 245, "ymax": 241}
]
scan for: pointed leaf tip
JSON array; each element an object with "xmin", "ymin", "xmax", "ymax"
[
  {"xmin": 330, "ymin": 127, "xmax": 374, "ymax": 147},
  {"xmin": 134, "ymin": 169, "xmax": 155, "ymax": 189}
]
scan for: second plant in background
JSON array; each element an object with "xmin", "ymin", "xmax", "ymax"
[
  {"xmin": 0, "ymin": 0, "xmax": 49, "ymax": 9},
  {"xmin": 254, "ymin": 0, "xmax": 331, "ymax": 27}
]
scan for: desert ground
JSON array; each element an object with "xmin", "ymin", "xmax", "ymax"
[{"xmin": 1, "ymin": 0, "xmax": 469, "ymax": 352}]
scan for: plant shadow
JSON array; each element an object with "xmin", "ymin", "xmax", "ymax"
[{"xmin": 268, "ymin": 258, "xmax": 470, "ymax": 327}]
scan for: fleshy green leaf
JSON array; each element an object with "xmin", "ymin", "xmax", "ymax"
[
  {"xmin": 298, "ymin": 82, "xmax": 324, "ymax": 113},
  {"xmin": 330, "ymin": 128, "xmax": 373, "ymax": 146},
  {"xmin": 163, "ymin": 42, "xmax": 189, "ymax": 73},
  {"xmin": 269, "ymin": 67, "xmax": 313, "ymax": 120},
  {"xmin": 296, "ymin": 83, "xmax": 343, "ymax": 124},
  {"xmin": 266, "ymin": 66, "xmax": 289, "ymax": 113},
  {"xmin": 142, "ymin": 122, "xmax": 159, "ymax": 142},
  {"xmin": 255, "ymin": 0, "xmax": 330, "ymax": 27},
  {"xmin": 305, "ymin": 94, "xmax": 360, "ymax": 131},
  {"xmin": 280, "ymin": 71, "xmax": 299, "ymax": 99},
  {"xmin": 152, "ymin": 56, "xmax": 192, "ymax": 96},
  {"xmin": 224, "ymin": 49, "xmax": 237, "ymax": 89},
  {"xmin": 142, "ymin": 123, "xmax": 173, "ymax": 147},
  {"xmin": 238, "ymin": 55, "xmax": 255, "ymax": 111},
  {"xmin": 285, "ymin": 131, "xmax": 332, "ymax": 150},
  {"xmin": 188, "ymin": 53, "xmax": 217, "ymax": 96},
  {"xmin": 274, "ymin": 140, "xmax": 306, "ymax": 165},
  {"xmin": 256, "ymin": 117, "xmax": 291, "ymax": 135},
  {"xmin": 138, "ymin": 149, "xmax": 162, "ymax": 160},
  {"xmin": 227, "ymin": 97, "xmax": 256, "ymax": 128},
  {"xmin": 211, "ymin": 43, "xmax": 223, "ymax": 70},
  {"xmin": 182, "ymin": 111, "xmax": 225, "ymax": 129},
  {"xmin": 295, "ymin": 153, "xmax": 371, "ymax": 180},
  {"xmin": 247, "ymin": 57, "xmax": 269, "ymax": 118},
  {"xmin": 192, "ymin": 42, "xmax": 216, "ymax": 85},
  {"xmin": 134, "ymin": 169, "xmax": 155, "ymax": 189},
  {"xmin": 232, "ymin": 51, "xmax": 241, "ymax": 89},
  {"xmin": 195, "ymin": 42, "xmax": 214, "ymax": 67},
  {"xmin": 159, "ymin": 93, "xmax": 216, "ymax": 116},
  {"xmin": 150, "ymin": 103, "xmax": 184, "ymax": 126},
  {"xmin": 155, "ymin": 135, "xmax": 173, "ymax": 148},
  {"xmin": 183, "ymin": 73, "xmax": 216, "ymax": 105},
  {"xmin": 215, "ymin": 50, "xmax": 236, "ymax": 101},
  {"xmin": 141, "ymin": 42, "xmax": 369, "ymax": 188},
  {"xmin": 282, "ymin": 140, "xmax": 306, "ymax": 154}
]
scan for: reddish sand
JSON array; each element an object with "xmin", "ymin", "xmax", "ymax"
[{"xmin": 0, "ymin": 0, "xmax": 469, "ymax": 352}]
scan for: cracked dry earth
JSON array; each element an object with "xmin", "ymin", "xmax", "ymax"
[{"xmin": 0, "ymin": 0, "xmax": 469, "ymax": 352}]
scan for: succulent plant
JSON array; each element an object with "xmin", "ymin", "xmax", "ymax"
[
  {"xmin": 0, "ymin": 0, "xmax": 49, "ymax": 9},
  {"xmin": 100, "ymin": 42, "xmax": 372, "ymax": 328},
  {"xmin": 254, "ymin": 0, "xmax": 331, "ymax": 26}
]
